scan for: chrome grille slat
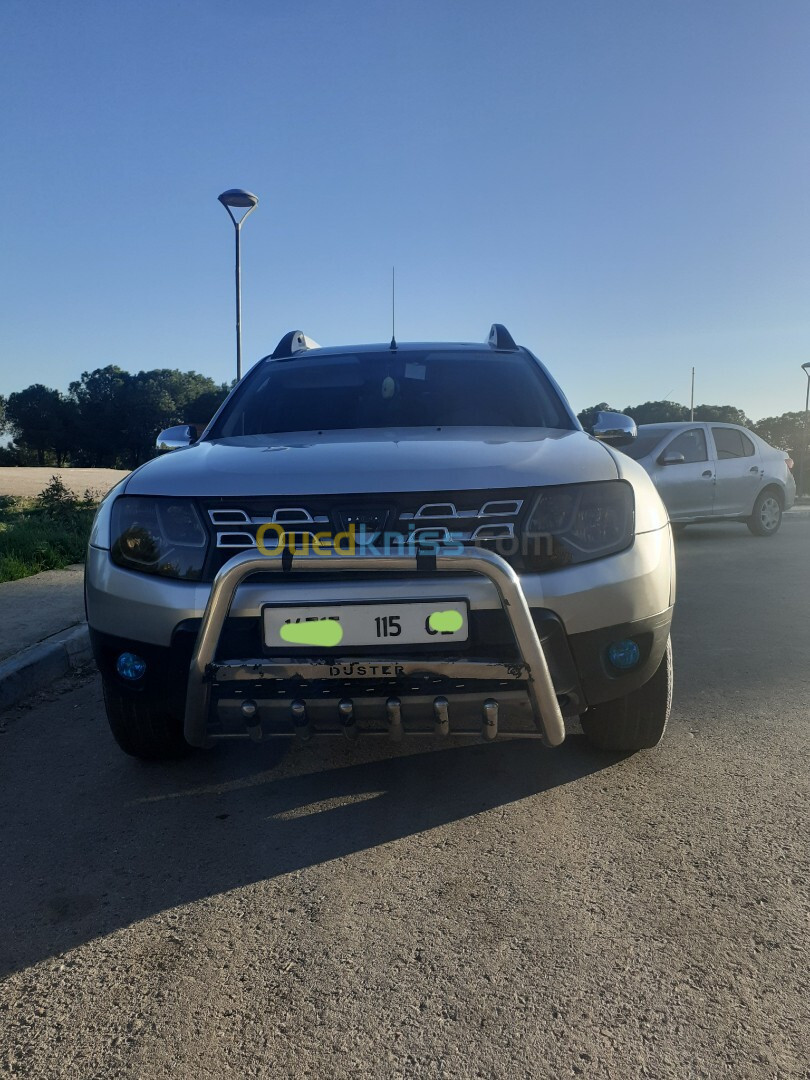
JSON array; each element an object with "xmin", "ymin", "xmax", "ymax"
[
  {"xmin": 217, "ymin": 531, "xmax": 257, "ymax": 549},
  {"xmin": 206, "ymin": 492, "xmax": 526, "ymax": 551}
]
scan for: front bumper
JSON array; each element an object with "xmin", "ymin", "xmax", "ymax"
[
  {"xmin": 88, "ymin": 534, "xmax": 674, "ymax": 749},
  {"xmin": 184, "ymin": 547, "xmax": 566, "ymax": 748}
]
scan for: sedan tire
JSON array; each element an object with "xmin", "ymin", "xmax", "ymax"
[{"xmin": 747, "ymin": 488, "xmax": 783, "ymax": 537}]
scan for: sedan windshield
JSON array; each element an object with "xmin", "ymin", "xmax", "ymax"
[
  {"xmin": 208, "ymin": 350, "xmax": 574, "ymax": 438},
  {"xmin": 621, "ymin": 429, "xmax": 674, "ymax": 460}
]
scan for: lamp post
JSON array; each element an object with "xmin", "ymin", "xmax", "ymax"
[
  {"xmin": 218, "ymin": 189, "xmax": 259, "ymax": 382},
  {"xmin": 800, "ymin": 361, "xmax": 810, "ymax": 498}
]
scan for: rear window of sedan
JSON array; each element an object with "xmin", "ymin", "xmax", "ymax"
[{"xmin": 712, "ymin": 427, "xmax": 756, "ymax": 459}]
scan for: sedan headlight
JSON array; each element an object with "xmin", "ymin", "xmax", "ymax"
[
  {"xmin": 523, "ymin": 481, "xmax": 635, "ymax": 568},
  {"xmin": 110, "ymin": 497, "xmax": 208, "ymax": 580}
]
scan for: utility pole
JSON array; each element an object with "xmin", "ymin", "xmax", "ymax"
[
  {"xmin": 690, "ymin": 367, "xmax": 695, "ymax": 421},
  {"xmin": 799, "ymin": 362, "xmax": 810, "ymax": 498}
]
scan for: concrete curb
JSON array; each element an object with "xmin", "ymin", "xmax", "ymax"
[{"xmin": 0, "ymin": 623, "xmax": 91, "ymax": 713}]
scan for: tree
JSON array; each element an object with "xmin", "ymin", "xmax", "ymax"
[
  {"xmin": 66, "ymin": 366, "xmax": 233, "ymax": 468},
  {"xmin": 184, "ymin": 384, "xmax": 231, "ymax": 428},
  {"xmin": 68, "ymin": 366, "xmax": 132, "ymax": 467},
  {"xmin": 52, "ymin": 397, "xmax": 81, "ymax": 466},
  {"xmin": 576, "ymin": 402, "xmax": 616, "ymax": 432},
  {"xmin": 118, "ymin": 372, "xmax": 180, "ymax": 469},
  {"xmin": 622, "ymin": 400, "xmax": 689, "ymax": 425},
  {"xmin": 693, "ymin": 404, "xmax": 751, "ymax": 426},
  {"xmin": 116, "ymin": 371, "xmax": 231, "ymax": 466},
  {"xmin": 142, "ymin": 370, "xmax": 229, "ymax": 420},
  {"xmin": 0, "ymin": 394, "xmax": 6, "ymax": 436},
  {"xmin": 579, "ymin": 399, "xmax": 756, "ymax": 431},
  {"xmin": 752, "ymin": 411, "xmax": 807, "ymax": 451},
  {"xmin": 5, "ymin": 385, "xmax": 67, "ymax": 465}
]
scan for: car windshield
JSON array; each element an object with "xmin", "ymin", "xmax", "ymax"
[
  {"xmin": 208, "ymin": 350, "xmax": 574, "ymax": 437},
  {"xmin": 621, "ymin": 428, "xmax": 674, "ymax": 459}
]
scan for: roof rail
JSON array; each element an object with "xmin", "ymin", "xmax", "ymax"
[
  {"xmin": 270, "ymin": 330, "xmax": 322, "ymax": 359},
  {"xmin": 488, "ymin": 324, "xmax": 519, "ymax": 351}
]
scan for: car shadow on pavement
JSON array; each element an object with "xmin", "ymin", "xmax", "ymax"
[{"xmin": 0, "ymin": 726, "xmax": 623, "ymax": 977}]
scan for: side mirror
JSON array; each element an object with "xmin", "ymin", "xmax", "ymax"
[
  {"xmin": 156, "ymin": 424, "xmax": 197, "ymax": 452},
  {"xmin": 592, "ymin": 411, "xmax": 637, "ymax": 447},
  {"xmin": 659, "ymin": 451, "xmax": 686, "ymax": 466}
]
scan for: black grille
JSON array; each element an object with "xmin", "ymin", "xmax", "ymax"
[{"xmin": 197, "ymin": 489, "xmax": 530, "ymax": 580}]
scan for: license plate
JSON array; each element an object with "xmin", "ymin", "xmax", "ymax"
[{"xmin": 262, "ymin": 600, "xmax": 469, "ymax": 649}]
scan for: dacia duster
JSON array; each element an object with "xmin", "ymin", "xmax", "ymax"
[{"xmin": 86, "ymin": 325, "xmax": 675, "ymax": 759}]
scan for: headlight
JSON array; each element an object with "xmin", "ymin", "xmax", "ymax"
[
  {"xmin": 110, "ymin": 497, "xmax": 208, "ymax": 580},
  {"xmin": 523, "ymin": 481, "xmax": 635, "ymax": 568}
]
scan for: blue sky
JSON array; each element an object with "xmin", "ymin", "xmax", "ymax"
[{"xmin": 1, "ymin": 0, "xmax": 808, "ymax": 422}]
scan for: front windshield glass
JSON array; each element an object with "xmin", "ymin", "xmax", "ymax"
[
  {"xmin": 621, "ymin": 428, "xmax": 673, "ymax": 460},
  {"xmin": 208, "ymin": 350, "xmax": 574, "ymax": 438}
]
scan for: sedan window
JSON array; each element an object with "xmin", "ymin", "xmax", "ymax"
[
  {"xmin": 665, "ymin": 428, "xmax": 708, "ymax": 464},
  {"xmin": 739, "ymin": 432, "xmax": 756, "ymax": 456},
  {"xmin": 712, "ymin": 427, "xmax": 754, "ymax": 459}
]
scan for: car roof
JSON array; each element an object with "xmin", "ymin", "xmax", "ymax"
[
  {"xmin": 636, "ymin": 421, "xmax": 749, "ymax": 432},
  {"xmin": 260, "ymin": 340, "xmax": 531, "ymax": 361},
  {"xmin": 636, "ymin": 422, "xmax": 697, "ymax": 432}
]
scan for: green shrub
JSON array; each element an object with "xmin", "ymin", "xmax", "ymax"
[
  {"xmin": 0, "ymin": 481, "xmax": 99, "ymax": 582},
  {"xmin": 37, "ymin": 474, "xmax": 79, "ymax": 515}
]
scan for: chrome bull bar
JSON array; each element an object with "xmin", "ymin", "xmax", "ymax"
[{"xmin": 184, "ymin": 547, "xmax": 566, "ymax": 749}]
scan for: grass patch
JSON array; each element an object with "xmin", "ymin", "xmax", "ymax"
[{"xmin": 0, "ymin": 479, "xmax": 98, "ymax": 583}]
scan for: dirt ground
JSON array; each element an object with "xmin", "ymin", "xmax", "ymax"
[{"xmin": 0, "ymin": 467, "xmax": 129, "ymax": 499}]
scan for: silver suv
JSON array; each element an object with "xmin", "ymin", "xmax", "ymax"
[{"xmin": 86, "ymin": 325, "xmax": 676, "ymax": 760}]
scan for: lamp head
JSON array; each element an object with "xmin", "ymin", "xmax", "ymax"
[
  {"xmin": 218, "ymin": 188, "xmax": 259, "ymax": 209},
  {"xmin": 218, "ymin": 189, "xmax": 259, "ymax": 227}
]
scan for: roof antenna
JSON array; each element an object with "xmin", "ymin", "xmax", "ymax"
[{"xmin": 390, "ymin": 266, "xmax": 397, "ymax": 350}]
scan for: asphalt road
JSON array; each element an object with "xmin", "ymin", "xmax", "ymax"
[{"xmin": 1, "ymin": 518, "xmax": 808, "ymax": 1079}]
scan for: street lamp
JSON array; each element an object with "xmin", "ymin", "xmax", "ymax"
[
  {"xmin": 800, "ymin": 361, "xmax": 810, "ymax": 498},
  {"xmin": 218, "ymin": 188, "xmax": 259, "ymax": 382}
]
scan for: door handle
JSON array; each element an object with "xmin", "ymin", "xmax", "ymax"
[
  {"xmin": 749, "ymin": 466, "xmax": 760, "ymax": 474},
  {"xmin": 702, "ymin": 470, "xmax": 713, "ymax": 478}
]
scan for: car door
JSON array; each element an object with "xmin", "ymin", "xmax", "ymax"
[
  {"xmin": 710, "ymin": 426, "xmax": 762, "ymax": 517},
  {"xmin": 650, "ymin": 426, "xmax": 715, "ymax": 520}
]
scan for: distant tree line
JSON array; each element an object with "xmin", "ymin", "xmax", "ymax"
[
  {"xmin": 0, "ymin": 367, "xmax": 231, "ymax": 469},
  {"xmin": 576, "ymin": 400, "xmax": 750, "ymax": 430},
  {"xmin": 0, "ymin": 375, "xmax": 807, "ymax": 483}
]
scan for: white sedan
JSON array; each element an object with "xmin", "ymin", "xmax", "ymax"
[{"xmin": 622, "ymin": 422, "xmax": 796, "ymax": 536}]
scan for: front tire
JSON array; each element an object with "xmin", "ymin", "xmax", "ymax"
[
  {"xmin": 581, "ymin": 637, "xmax": 673, "ymax": 752},
  {"xmin": 747, "ymin": 489, "xmax": 783, "ymax": 536},
  {"xmin": 102, "ymin": 680, "xmax": 190, "ymax": 760}
]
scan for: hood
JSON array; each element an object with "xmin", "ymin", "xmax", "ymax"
[{"xmin": 124, "ymin": 427, "xmax": 618, "ymax": 497}]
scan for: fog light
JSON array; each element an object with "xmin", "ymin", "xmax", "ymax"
[
  {"xmin": 116, "ymin": 652, "xmax": 146, "ymax": 681},
  {"xmin": 607, "ymin": 639, "xmax": 640, "ymax": 671}
]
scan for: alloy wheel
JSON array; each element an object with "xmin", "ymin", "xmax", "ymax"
[{"xmin": 760, "ymin": 496, "xmax": 781, "ymax": 532}]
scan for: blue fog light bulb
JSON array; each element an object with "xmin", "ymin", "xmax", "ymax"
[
  {"xmin": 607, "ymin": 639, "xmax": 640, "ymax": 671},
  {"xmin": 116, "ymin": 652, "xmax": 147, "ymax": 681}
]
